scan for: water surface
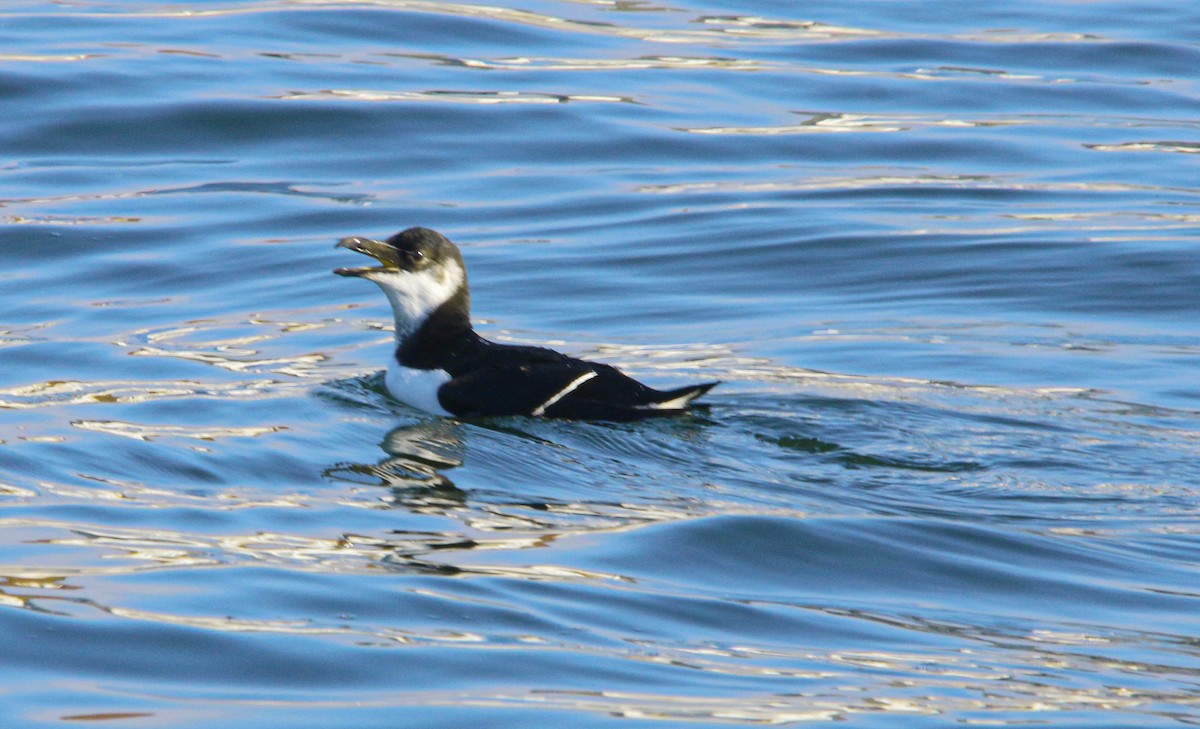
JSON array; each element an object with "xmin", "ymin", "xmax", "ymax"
[{"xmin": 2, "ymin": 1, "xmax": 1199, "ymax": 727}]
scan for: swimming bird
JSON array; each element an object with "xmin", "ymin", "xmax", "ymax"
[{"xmin": 335, "ymin": 227, "xmax": 718, "ymax": 420}]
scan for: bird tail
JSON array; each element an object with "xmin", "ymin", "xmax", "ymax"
[{"xmin": 644, "ymin": 381, "xmax": 719, "ymax": 410}]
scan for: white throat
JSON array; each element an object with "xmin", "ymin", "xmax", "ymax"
[{"xmin": 363, "ymin": 261, "xmax": 464, "ymax": 340}]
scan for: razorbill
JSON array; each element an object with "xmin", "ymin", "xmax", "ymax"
[{"xmin": 334, "ymin": 227, "xmax": 718, "ymax": 420}]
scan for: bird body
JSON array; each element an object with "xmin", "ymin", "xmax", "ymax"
[{"xmin": 336, "ymin": 227, "xmax": 717, "ymax": 420}]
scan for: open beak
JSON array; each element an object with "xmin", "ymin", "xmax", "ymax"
[{"xmin": 334, "ymin": 236, "xmax": 400, "ymax": 277}]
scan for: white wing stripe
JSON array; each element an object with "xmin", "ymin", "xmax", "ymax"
[
  {"xmin": 531, "ymin": 371, "xmax": 598, "ymax": 416},
  {"xmin": 641, "ymin": 390, "xmax": 698, "ymax": 410}
]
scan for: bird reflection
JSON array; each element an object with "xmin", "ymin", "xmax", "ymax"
[
  {"xmin": 324, "ymin": 420, "xmax": 467, "ymax": 511},
  {"xmin": 322, "ymin": 419, "xmax": 565, "ymax": 576}
]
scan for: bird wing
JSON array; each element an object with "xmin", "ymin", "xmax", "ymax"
[
  {"xmin": 441, "ymin": 352, "xmax": 691, "ymax": 419},
  {"xmin": 438, "ymin": 349, "xmax": 716, "ymax": 420},
  {"xmin": 437, "ymin": 359, "xmax": 607, "ymax": 418}
]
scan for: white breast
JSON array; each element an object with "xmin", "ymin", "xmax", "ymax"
[{"xmin": 385, "ymin": 360, "xmax": 453, "ymax": 416}]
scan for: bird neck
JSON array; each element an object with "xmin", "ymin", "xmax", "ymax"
[{"xmin": 394, "ymin": 287, "xmax": 478, "ymax": 371}]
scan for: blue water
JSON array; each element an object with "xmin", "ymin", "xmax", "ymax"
[{"xmin": 2, "ymin": 2, "xmax": 1200, "ymax": 726}]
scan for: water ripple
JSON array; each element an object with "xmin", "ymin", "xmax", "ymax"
[
  {"xmin": 4, "ymin": 1, "xmax": 1200, "ymax": 726},
  {"xmin": 278, "ymin": 88, "xmax": 634, "ymax": 104}
]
